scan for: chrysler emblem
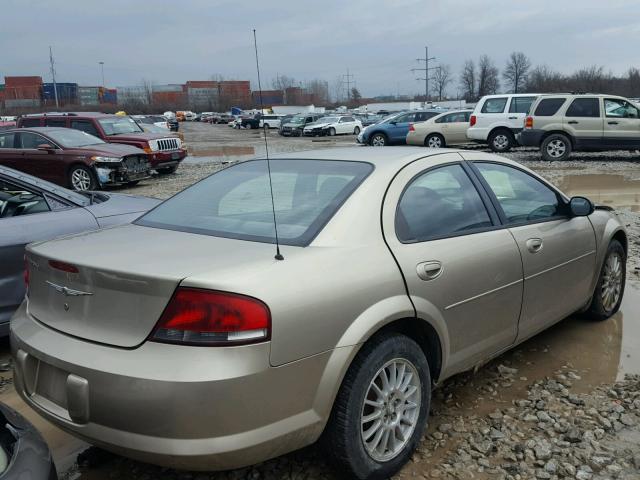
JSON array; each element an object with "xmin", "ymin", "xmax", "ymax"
[{"xmin": 46, "ymin": 281, "xmax": 93, "ymax": 297}]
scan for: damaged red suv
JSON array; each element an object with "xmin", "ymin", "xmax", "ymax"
[{"xmin": 17, "ymin": 112, "xmax": 186, "ymax": 174}]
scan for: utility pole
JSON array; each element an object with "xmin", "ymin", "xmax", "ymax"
[
  {"xmin": 411, "ymin": 46, "xmax": 436, "ymax": 103},
  {"xmin": 342, "ymin": 68, "xmax": 354, "ymax": 102},
  {"xmin": 49, "ymin": 46, "xmax": 59, "ymax": 108},
  {"xmin": 99, "ymin": 61, "xmax": 105, "ymax": 87}
]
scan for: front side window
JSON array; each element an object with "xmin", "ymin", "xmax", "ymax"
[
  {"xmin": 475, "ymin": 163, "xmax": 562, "ymax": 224},
  {"xmin": 136, "ymin": 159, "xmax": 373, "ymax": 246},
  {"xmin": 18, "ymin": 132, "xmax": 47, "ymax": 149},
  {"xmin": 394, "ymin": 113, "xmax": 414, "ymax": 123},
  {"xmin": 534, "ymin": 98, "xmax": 566, "ymax": 116},
  {"xmin": 565, "ymin": 98, "xmax": 600, "ymax": 118},
  {"xmin": 0, "ymin": 133, "xmax": 15, "ymax": 149},
  {"xmin": 509, "ymin": 96, "xmax": 536, "ymax": 114},
  {"xmin": 604, "ymin": 98, "xmax": 640, "ymax": 118},
  {"xmin": 0, "ymin": 178, "xmax": 51, "ymax": 217},
  {"xmin": 396, "ymin": 164, "xmax": 492, "ymax": 242},
  {"xmin": 481, "ymin": 98, "xmax": 508, "ymax": 113}
]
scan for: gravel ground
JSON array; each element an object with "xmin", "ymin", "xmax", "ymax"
[{"xmin": 65, "ymin": 124, "xmax": 640, "ymax": 479}]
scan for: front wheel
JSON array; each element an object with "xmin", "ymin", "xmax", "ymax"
[
  {"xmin": 328, "ymin": 127, "xmax": 336, "ymax": 136},
  {"xmin": 585, "ymin": 240, "xmax": 626, "ymax": 321},
  {"xmin": 425, "ymin": 133, "xmax": 445, "ymax": 148},
  {"xmin": 69, "ymin": 165, "xmax": 98, "ymax": 191},
  {"xmin": 488, "ymin": 130, "xmax": 514, "ymax": 152},
  {"xmin": 541, "ymin": 133, "xmax": 572, "ymax": 161},
  {"xmin": 370, "ymin": 133, "xmax": 387, "ymax": 147},
  {"xmin": 323, "ymin": 334, "xmax": 431, "ymax": 480},
  {"xmin": 354, "ymin": 126, "xmax": 361, "ymax": 135}
]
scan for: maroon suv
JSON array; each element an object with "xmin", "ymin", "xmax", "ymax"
[
  {"xmin": 0, "ymin": 128, "xmax": 150, "ymax": 190},
  {"xmin": 17, "ymin": 113, "xmax": 186, "ymax": 173}
]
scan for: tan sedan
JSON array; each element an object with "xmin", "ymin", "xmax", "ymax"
[
  {"xmin": 406, "ymin": 109, "xmax": 473, "ymax": 148},
  {"xmin": 12, "ymin": 148, "xmax": 627, "ymax": 479}
]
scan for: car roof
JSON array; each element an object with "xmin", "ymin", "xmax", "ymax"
[
  {"xmin": 0, "ymin": 165, "xmax": 87, "ymax": 205},
  {"xmin": 4, "ymin": 127, "xmax": 70, "ymax": 134},
  {"xmin": 21, "ymin": 112, "xmax": 112, "ymax": 118}
]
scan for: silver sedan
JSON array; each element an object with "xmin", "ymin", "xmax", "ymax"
[{"xmin": 12, "ymin": 148, "xmax": 626, "ymax": 479}]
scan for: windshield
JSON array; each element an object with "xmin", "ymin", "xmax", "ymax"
[
  {"xmin": 316, "ymin": 117, "xmax": 338, "ymax": 123},
  {"xmin": 136, "ymin": 159, "xmax": 373, "ymax": 246},
  {"xmin": 98, "ymin": 117, "xmax": 144, "ymax": 135},
  {"xmin": 290, "ymin": 116, "xmax": 305, "ymax": 124},
  {"xmin": 47, "ymin": 129, "xmax": 105, "ymax": 148}
]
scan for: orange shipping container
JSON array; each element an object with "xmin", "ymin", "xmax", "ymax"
[{"xmin": 5, "ymin": 76, "xmax": 43, "ymax": 87}]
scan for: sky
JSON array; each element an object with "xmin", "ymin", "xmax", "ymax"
[{"xmin": 2, "ymin": 0, "xmax": 639, "ymax": 98}]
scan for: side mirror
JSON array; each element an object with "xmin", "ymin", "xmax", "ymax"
[
  {"xmin": 569, "ymin": 196, "xmax": 594, "ymax": 216},
  {"xmin": 390, "ymin": 121, "xmax": 397, "ymax": 125},
  {"xmin": 37, "ymin": 144, "xmax": 55, "ymax": 153}
]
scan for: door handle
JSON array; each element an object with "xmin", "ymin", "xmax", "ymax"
[
  {"xmin": 608, "ymin": 121, "xmax": 619, "ymax": 125},
  {"xmin": 525, "ymin": 238, "xmax": 543, "ymax": 253},
  {"xmin": 567, "ymin": 121, "xmax": 579, "ymax": 125},
  {"xmin": 508, "ymin": 116, "xmax": 518, "ymax": 120},
  {"xmin": 416, "ymin": 261, "xmax": 443, "ymax": 281}
]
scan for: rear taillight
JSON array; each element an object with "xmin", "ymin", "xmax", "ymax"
[
  {"xmin": 150, "ymin": 288, "xmax": 271, "ymax": 346},
  {"xmin": 470, "ymin": 115, "xmax": 477, "ymax": 127},
  {"xmin": 408, "ymin": 123, "xmax": 415, "ymax": 132},
  {"xmin": 49, "ymin": 260, "xmax": 79, "ymax": 273},
  {"xmin": 525, "ymin": 116, "xmax": 534, "ymax": 129}
]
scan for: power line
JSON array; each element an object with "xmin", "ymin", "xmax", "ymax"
[
  {"xmin": 341, "ymin": 68, "xmax": 354, "ymax": 101},
  {"xmin": 411, "ymin": 46, "xmax": 437, "ymax": 102},
  {"xmin": 49, "ymin": 46, "xmax": 59, "ymax": 108}
]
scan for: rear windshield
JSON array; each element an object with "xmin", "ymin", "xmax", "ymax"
[
  {"xmin": 47, "ymin": 129, "xmax": 105, "ymax": 147},
  {"xmin": 136, "ymin": 159, "xmax": 373, "ymax": 246}
]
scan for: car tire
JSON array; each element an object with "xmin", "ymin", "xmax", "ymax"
[
  {"xmin": 68, "ymin": 165, "xmax": 98, "ymax": 191},
  {"xmin": 354, "ymin": 126, "xmax": 361, "ymax": 135},
  {"xmin": 488, "ymin": 129, "xmax": 515, "ymax": 152},
  {"xmin": 370, "ymin": 133, "xmax": 388, "ymax": 147},
  {"xmin": 425, "ymin": 133, "xmax": 445, "ymax": 148},
  {"xmin": 328, "ymin": 127, "xmax": 336, "ymax": 136},
  {"xmin": 585, "ymin": 240, "xmax": 626, "ymax": 321},
  {"xmin": 157, "ymin": 165, "xmax": 178, "ymax": 175},
  {"xmin": 541, "ymin": 133, "xmax": 572, "ymax": 161},
  {"xmin": 263, "ymin": 123, "xmax": 270, "ymax": 129},
  {"xmin": 323, "ymin": 333, "xmax": 431, "ymax": 480}
]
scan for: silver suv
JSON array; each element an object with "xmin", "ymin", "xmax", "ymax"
[{"xmin": 518, "ymin": 94, "xmax": 640, "ymax": 161}]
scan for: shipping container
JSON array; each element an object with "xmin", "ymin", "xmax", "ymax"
[
  {"xmin": 4, "ymin": 98, "xmax": 41, "ymax": 108},
  {"xmin": 5, "ymin": 76, "xmax": 42, "ymax": 87},
  {"xmin": 102, "ymin": 89, "xmax": 117, "ymax": 104},
  {"xmin": 186, "ymin": 80, "xmax": 217, "ymax": 88},
  {"xmin": 152, "ymin": 84, "xmax": 184, "ymax": 93},
  {"xmin": 2, "ymin": 85, "xmax": 41, "ymax": 100},
  {"xmin": 43, "ymin": 83, "xmax": 78, "ymax": 102},
  {"xmin": 152, "ymin": 91, "xmax": 186, "ymax": 104},
  {"xmin": 78, "ymin": 86, "xmax": 101, "ymax": 99}
]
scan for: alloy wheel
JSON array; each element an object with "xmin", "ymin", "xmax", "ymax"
[
  {"xmin": 371, "ymin": 135, "xmax": 386, "ymax": 146},
  {"xmin": 360, "ymin": 358, "xmax": 421, "ymax": 462},
  {"xmin": 601, "ymin": 252, "xmax": 623, "ymax": 312},
  {"xmin": 493, "ymin": 134, "xmax": 509, "ymax": 150},
  {"xmin": 71, "ymin": 168, "xmax": 92, "ymax": 191},
  {"xmin": 546, "ymin": 139, "xmax": 566, "ymax": 158},
  {"xmin": 427, "ymin": 136, "xmax": 442, "ymax": 148}
]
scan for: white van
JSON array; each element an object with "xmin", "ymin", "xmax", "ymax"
[
  {"xmin": 466, "ymin": 93, "xmax": 539, "ymax": 151},
  {"xmin": 259, "ymin": 114, "xmax": 287, "ymax": 129}
]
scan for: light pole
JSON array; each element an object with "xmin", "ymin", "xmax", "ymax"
[{"xmin": 99, "ymin": 62, "xmax": 105, "ymax": 87}]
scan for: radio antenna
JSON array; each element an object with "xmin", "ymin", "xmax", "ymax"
[{"xmin": 253, "ymin": 29, "xmax": 284, "ymax": 261}]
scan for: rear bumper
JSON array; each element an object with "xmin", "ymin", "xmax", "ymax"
[
  {"xmin": 517, "ymin": 129, "xmax": 545, "ymax": 147},
  {"xmin": 148, "ymin": 149, "xmax": 187, "ymax": 169},
  {"xmin": 10, "ymin": 301, "xmax": 340, "ymax": 470}
]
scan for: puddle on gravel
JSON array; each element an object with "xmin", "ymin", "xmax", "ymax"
[
  {"xmin": 558, "ymin": 173, "xmax": 640, "ymax": 212},
  {"xmin": 0, "ymin": 286, "xmax": 637, "ymax": 477}
]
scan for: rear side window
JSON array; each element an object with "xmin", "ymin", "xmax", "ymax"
[
  {"xmin": 18, "ymin": 132, "xmax": 46, "ymax": 149},
  {"xmin": 534, "ymin": 98, "xmax": 566, "ymax": 116},
  {"xmin": 481, "ymin": 98, "xmax": 507, "ymax": 113},
  {"xmin": 136, "ymin": 159, "xmax": 373, "ymax": 246},
  {"xmin": 415, "ymin": 112, "xmax": 438, "ymax": 122},
  {"xmin": 509, "ymin": 97, "xmax": 536, "ymax": 114},
  {"xmin": 565, "ymin": 98, "xmax": 600, "ymax": 118},
  {"xmin": 396, "ymin": 164, "xmax": 492, "ymax": 242},
  {"xmin": 0, "ymin": 133, "xmax": 15, "ymax": 148},
  {"xmin": 20, "ymin": 118, "xmax": 41, "ymax": 127}
]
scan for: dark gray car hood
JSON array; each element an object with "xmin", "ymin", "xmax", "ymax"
[{"xmin": 79, "ymin": 142, "xmax": 145, "ymax": 157}]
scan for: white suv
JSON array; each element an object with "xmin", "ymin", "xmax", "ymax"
[{"xmin": 467, "ymin": 93, "xmax": 539, "ymax": 152}]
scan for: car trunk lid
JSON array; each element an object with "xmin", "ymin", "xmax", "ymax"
[{"xmin": 25, "ymin": 224, "xmax": 278, "ymax": 347}]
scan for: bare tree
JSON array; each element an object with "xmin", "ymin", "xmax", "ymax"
[
  {"xmin": 478, "ymin": 55, "xmax": 500, "ymax": 96},
  {"xmin": 459, "ymin": 60, "xmax": 476, "ymax": 101},
  {"xmin": 331, "ymin": 76, "xmax": 345, "ymax": 103},
  {"xmin": 272, "ymin": 75, "xmax": 297, "ymax": 91},
  {"xmin": 140, "ymin": 78, "xmax": 154, "ymax": 104},
  {"xmin": 306, "ymin": 79, "xmax": 330, "ymax": 104},
  {"xmin": 432, "ymin": 65, "xmax": 452, "ymax": 101},
  {"xmin": 503, "ymin": 52, "xmax": 531, "ymax": 93},
  {"xmin": 627, "ymin": 67, "xmax": 640, "ymax": 97}
]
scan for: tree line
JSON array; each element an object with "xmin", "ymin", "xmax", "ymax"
[{"xmin": 452, "ymin": 52, "xmax": 640, "ymax": 101}]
